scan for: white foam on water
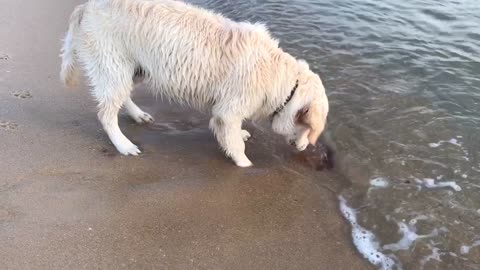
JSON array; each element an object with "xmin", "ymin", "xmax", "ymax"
[
  {"xmin": 415, "ymin": 178, "xmax": 462, "ymax": 191},
  {"xmin": 430, "ymin": 138, "xmax": 462, "ymax": 148},
  {"xmin": 448, "ymin": 138, "xmax": 461, "ymax": 147},
  {"xmin": 428, "ymin": 138, "xmax": 469, "ymax": 160},
  {"xmin": 383, "ymin": 216, "xmax": 437, "ymax": 251},
  {"xmin": 428, "ymin": 142, "xmax": 441, "ymax": 148},
  {"xmin": 420, "ymin": 246, "xmax": 443, "ymax": 269},
  {"xmin": 339, "ymin": 196, "xmax": 398, "ymax": 270},
  {"xmin": 370, "ymin": 178, "xmax": 389, "ymax": 188},
  {"xmin": 460, "ymin": 240, "xmax": 480, "ymax": 255}
]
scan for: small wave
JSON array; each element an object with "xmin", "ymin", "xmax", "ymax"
[
  {"xmin": 421, "ymin": 8, "xmax": 457, "ymax": 21},
  {"xmin": 428, "ymin": 138, "xmax": 462, "ymax": 148},
  {"xmin": 460, "ymin": 240, "xmax": 480, "ymax": 255},
  {"xmin": 415, "ymin": 178, "xmax": 462, "ymax": 192},
  {"xmin": 339, "ymin": 196, "xmax": 399, "ymax": 270},
  {"xmin": 383, "ymin": 216, "xmax": 438, "ymax": 251},
  {"xmin": 370, "ymin": 178, "xmax": 389, "ymax": 188}
]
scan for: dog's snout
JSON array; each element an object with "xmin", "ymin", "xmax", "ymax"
[{"xmin": 289, "ymin": 140, "xmax": 296, "ymax": 147}]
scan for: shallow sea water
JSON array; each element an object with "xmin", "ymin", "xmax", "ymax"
[{"xmin": 187, "ymin": 0, "xmax": 480, "ymax": 269}]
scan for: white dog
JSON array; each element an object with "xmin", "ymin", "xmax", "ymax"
[{"xmin": 60, "ymin": 0, "xmax": 329, "ymax": 167}]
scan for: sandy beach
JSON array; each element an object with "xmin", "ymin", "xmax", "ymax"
[{"xmin": 0, "ymin": 0, "xmax": 372, "ymax": 269}]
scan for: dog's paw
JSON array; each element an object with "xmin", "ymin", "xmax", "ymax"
[
  {"xmin": 296, "ymin": 142, "xmax": 309, "ymax": 151},
  {"xmin": 117, "ymin": 142, "xmax": 142, "ymax": 156},
  {"xmin": 133, "ymin": 112, "xmax": 155, "ymax": 124},
  {"xmin": 234, "ymin": 156, "xmax": 253, "ymax": 167},
  {"xmin": 241, "ymin": 129, "xmax": 251, "ymax": 141}
]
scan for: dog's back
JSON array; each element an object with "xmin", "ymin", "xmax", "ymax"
[{"xmin": 65, "ymin": 0, "xmax": 283, "ymax": 111}]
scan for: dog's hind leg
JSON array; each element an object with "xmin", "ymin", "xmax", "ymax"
[
  {"xmin": 124, "ymin": 97, "xmax": 155, "ymax": 124},
  {"xmin": 88, "ymin": 62, "xmax": 142, "ymax": 155},
  {"xmin": 95, "ymin": 83, "xmax": 141, "ymax": 156},
  {"xmin": 123, "ymin": 69, "xmax": 154, "ymax": 124},
  {"xmin": 210, "ymin": 114, "xmax": 252, "ymax": 167}
]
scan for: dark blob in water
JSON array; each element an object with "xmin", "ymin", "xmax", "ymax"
[{"xmin": 295, "ymin": 142, "xmax": 334, "ymax": 171}]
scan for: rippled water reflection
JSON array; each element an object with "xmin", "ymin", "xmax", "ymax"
[{"xmin": 188, "ymin": 0, "xmax": 480, "ymax": 269}]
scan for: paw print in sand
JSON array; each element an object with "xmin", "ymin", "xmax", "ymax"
[
  {"xmin": 0, "ymin": 121, "xmax": 18, "ymax": 131},
  {"xmin": 12, "ymin": 91, "xmax": 32, "ymax": 99}
]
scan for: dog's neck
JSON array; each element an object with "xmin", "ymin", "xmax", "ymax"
[{"xmin": 272, "ymin": 80, "xmax": 299, "ymax": 117}]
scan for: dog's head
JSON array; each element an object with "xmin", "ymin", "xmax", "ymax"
[{"xmin": 271, "ymin": 60, "xmax": 329, "ymax": 151}]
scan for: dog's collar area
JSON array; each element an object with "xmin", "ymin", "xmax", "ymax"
[{"xmin": 272, "ymin": 80, "xmax": 299, "ymax": 117}]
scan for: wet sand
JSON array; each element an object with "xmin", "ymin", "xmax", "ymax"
[{"xmin": 0, "ymin": 1, "xmax": 371, "ymax": 269}]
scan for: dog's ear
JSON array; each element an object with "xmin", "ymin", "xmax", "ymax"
[
  {"xmin": 295, "ymin": 106, "xmax": 309, "ymax": 124},
  {"xmin": 296, "ymin": 101, "xmax": 326, "ymax": 145}
]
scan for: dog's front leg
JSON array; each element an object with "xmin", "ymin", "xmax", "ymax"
[{"xmin": 210, "ymin": 116, "xmax": 253, "ymax": 167}]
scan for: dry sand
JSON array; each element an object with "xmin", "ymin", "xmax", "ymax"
[{"xmin": 0, "ymin": 0, "xmax": 372, "ymax": 269}]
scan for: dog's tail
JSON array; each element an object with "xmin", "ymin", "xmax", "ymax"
[{"xmin": 60, "ymin": 4, "xmax": 85, "ymax": 88}]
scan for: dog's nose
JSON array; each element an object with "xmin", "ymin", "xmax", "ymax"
[{"xmin": 289, "ymin": 140, "xmax": 296, "ymax": 147}]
